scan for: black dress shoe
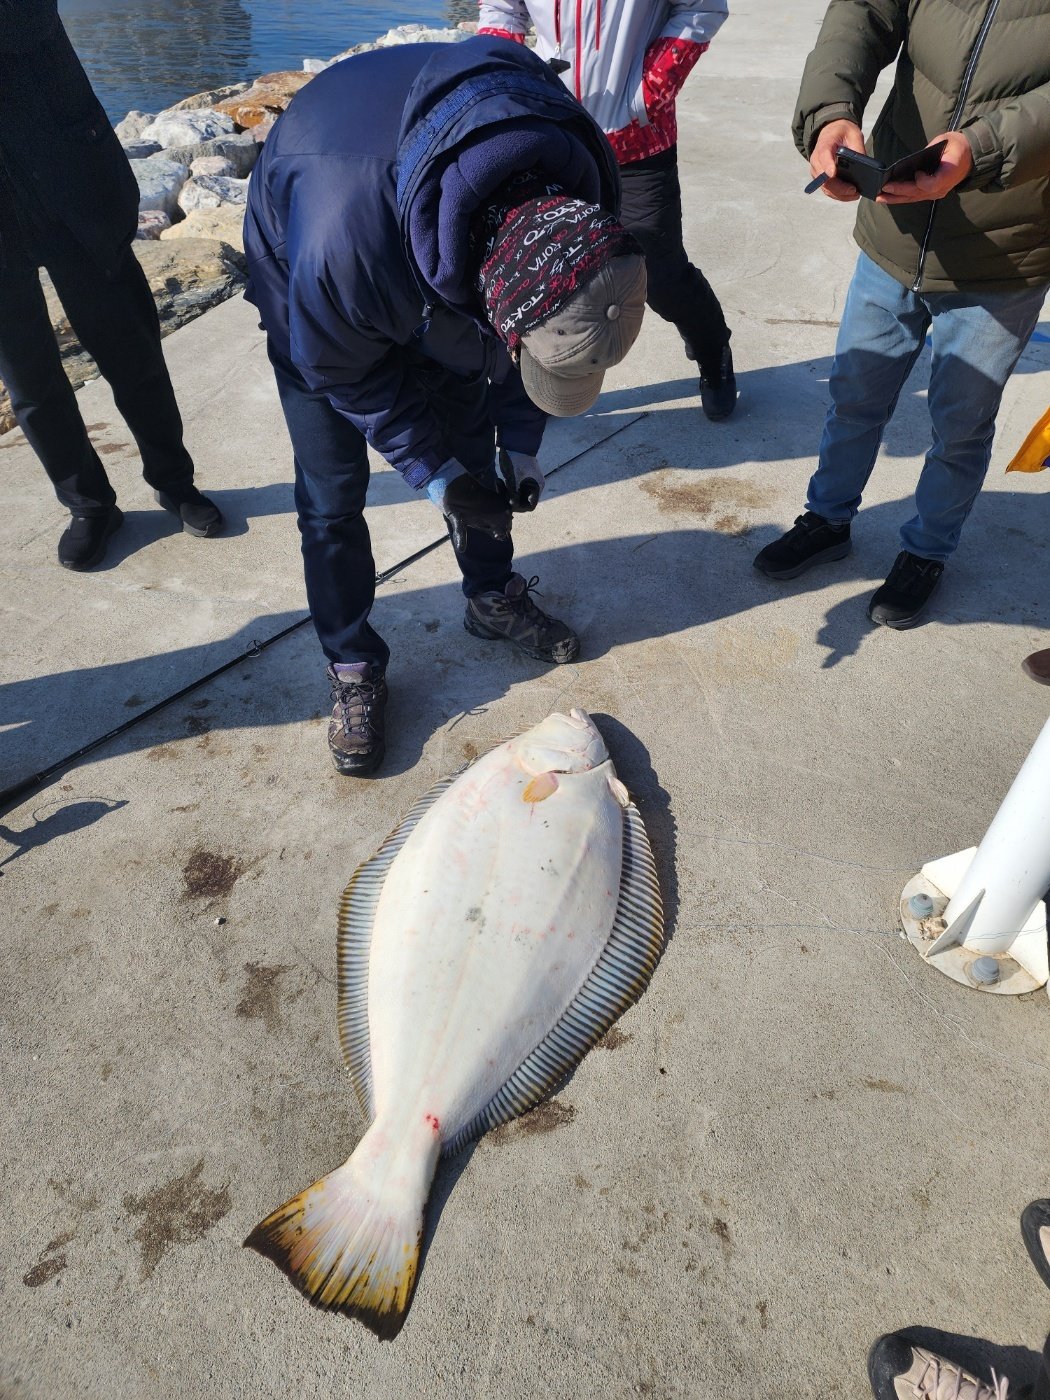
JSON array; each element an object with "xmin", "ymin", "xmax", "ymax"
[
  {"xmin": 153, "ymin": 485, "xmax": 224, "ymax": 537},
  {"xmin": 1022, "ymin": 649, "xmax": 1050, "ymax": 686},
  {"xmin": 58, "ymin": 506, "xmax": 123, "ymax": 570},
  {"xmin": 868, "ymin": 550, "xmax": 944, "ymax": 629},
  {"xmin": 698, "ymin": 344, "xmax": 738, "ymax": 421},
  {"xmin": 1022, "ymin": 1199, "xmax": 1050, "ymax": 1290}
]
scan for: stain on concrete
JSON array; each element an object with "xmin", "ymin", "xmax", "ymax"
[
  {"xmin": 640, "ymin": 470, "xmax": 768, "ymax": 530},
  {"xmin": 101, "ymin": 1062, "xmax": 113, "ymax": 1082},
  {"xmin": 123, "ymin": 1160, "xmax": 231, "ymax": 1280},
  {"xmin": 123, "ymin": 694, "xmax": 145, "ymax": 708},
  {"xmin": 756, "ymin": 1300, "xmax": 769, "ymax": 1330},
  {"xmin": 596, "ymin": 1026, "xmax": 631, "ymax": 1051},
  {"xmin": 460, "ymin": 740, "xmax": 479, "ymax": 762},
  {"xmin": 182, "ymin": 847, "xmax": 245, "ymax": 900},
  {"xmin": 22, "ymin": 1232, "xmax": 74, "ymax": 1288},
  {"xmin": 185, "ymin": 715, "xmax": 210, "ymax": 737},
  {"xmin": 489, "ymin": 1098, "xmax": 575, "ymax": 1144},
  {"xmin": 424, "ymin": 620, "xmax": 439, "ymax": 633},
  {"xmin": 41, "ymin": 902, "xmax": 59, "ymax": 917},
  {"xmin": 574, "ymin": 1173, "xmax": 591, "ymax": 1190},
  {"xmin": 236, "ymin": 962, "xmax": 292, "ymax": 1032},
  {"xmin": 146, "ymin": 744, "xmax": 177, "ymax": 762},
  {"xmin": 863, "ymin": 1077, "xmax": 908, "ymax": 1096}
]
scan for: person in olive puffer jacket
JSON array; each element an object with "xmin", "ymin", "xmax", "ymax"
[
  {"xmin": 477, "ymin": 0, "xmax": 738, "ymax": 420},
  {"xmin": 754, "ymin": 0, "xmax": 1050, "ymax": 629}
]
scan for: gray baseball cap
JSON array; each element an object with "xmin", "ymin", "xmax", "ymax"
[{"xmin": 518, "ymin": 253, "xmax": 647, "ymax": 418}]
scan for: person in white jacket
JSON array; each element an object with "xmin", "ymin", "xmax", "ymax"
[{"xmin": 478, "ymin": 0, "xmax": 737, "ymax": 419}]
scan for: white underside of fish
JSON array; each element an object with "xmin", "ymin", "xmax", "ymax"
[{"xmin": 245, "ymin": 709, "xmax": 663, "ymax": 1338}]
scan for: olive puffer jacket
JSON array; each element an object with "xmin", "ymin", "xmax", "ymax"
[{"xmin": 793, "ymin": 0, "xmax": 1050, "ymax": 293}]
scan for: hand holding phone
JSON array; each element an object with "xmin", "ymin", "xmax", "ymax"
[
  {"xmin": 832, "ymin": 139, "xmax": 948, "ymax": 200},
  {"xmin": 808, "ymin": 118, "xmax": 866, "ymax": 202},
  {"xmin": 877, "ymin": 131, "xmax": 974, "ymax": 204}
]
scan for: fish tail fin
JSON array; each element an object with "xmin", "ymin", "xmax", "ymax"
[{"xmin": 244, "ymin": 1124, "xmax": 438, "ymax": 1339}]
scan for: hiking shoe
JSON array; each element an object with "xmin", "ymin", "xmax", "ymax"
[
  {"xmin": 753, "ymin": 511, "xmax": 851, "ymax": 580},
  {"xmin": 326, "ymin": 662, "xmax": 388, "ymax": 777},
  {"xmin": 153, "ymin": 485, "xmax": 224, "ymax": 537},
  {"xmin": 868, "ymin": 1332, "xmax": 1010, "ymax": 1400},
  {"xmin": 58, "ymin": 506, "xmax": 123, "ymax": 570},
  {"xmin": 1022, "ymin": 649, "xmax": 1050, "ymax": 686},
  {"xmin": 464, "ymin": 573, "xmax": 580, "ymax": 664},
  {"xmin": 1022, "ymin": 1199, "xmax": 1050, "ymax": 1291},
  {"xmin": 698, "ymin": 344, "xmax": 738, "ymax": 422},
  {"xmin": 869, "ymin": 551, "xmax": 944, "ymax": 629}
]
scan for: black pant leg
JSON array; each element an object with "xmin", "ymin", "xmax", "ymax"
[
  {"xmin": 0, "ymin": 212, "xmax": 115, "ymax": 514},
  {"xmin": 45, "ymin": 240, "xmax": 195, "ymax": 491},
  {"xmin": 617, "ymin": 144, "xmax": 729, "ymax": 364},
  {"xmin": 273, "ymin": 354, "xmax": 390, "ymax": 669}
]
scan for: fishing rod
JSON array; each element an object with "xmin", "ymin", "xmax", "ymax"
[{"xmin": 0, "ymin": 413, "xmax": 647, "ymax": 814}]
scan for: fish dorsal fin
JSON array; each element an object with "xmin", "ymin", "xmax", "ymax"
[
  {"xmin": 442, "ymin": 798, "xmax": 664, "ymax": 1156},
  {"xmin": 336, "ymin": 767, "xmax": 463, "ymax": 1119}
]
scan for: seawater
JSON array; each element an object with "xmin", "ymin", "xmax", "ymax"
[{"xmin": 59, "ymin": 0, "xmax": 478, "ymax": 122}]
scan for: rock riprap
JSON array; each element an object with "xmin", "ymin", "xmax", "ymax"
[
  {"xmin": 140, "ymin": 107, "xmax": 237, "ymax": 148},
  {"xmin": 178, "ymin": 173, "xmax": 250, "ymax": 214},
  {"xmin": 213, "ymin": 70, "xmax": 313, "ymax": 128},
  {"xmin": 132, "ymin": 156, "xmax": 190, "ymax": 217}
]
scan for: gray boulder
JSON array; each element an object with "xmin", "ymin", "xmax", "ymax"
[
  {"xmin": 178, "ymin": 174, "xmax": 250, "ymax": 213},
  {"xmin": 121, "ymin": 138, "xmax": 162, "ymax": 160},
  {"xmin": 131, "ymin": 155, "xmax": 190, "ymax": 217},
  {"xmin": 113, "ymin": 110, "xmax": 155, "ymax": 142},
  {"xmin": 167, "ymin": 82, "xmax": 251, "ymax": 112},
  {"xmin": 141, "ymin": 107, "xmax": 236, "ymax": 149},
  {"xmin": 158, "ymin": 131, "xmax": 259, "ymax": 178}
]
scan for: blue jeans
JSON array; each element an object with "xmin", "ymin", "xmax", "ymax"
[{"xmin": 807, "ymin": 253, "xmax": 1047, "ymax": 562}]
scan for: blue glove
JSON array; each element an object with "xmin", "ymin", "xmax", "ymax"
[{"xmin": 424, "ymin": 459, "xmax": 468, "ymax": 510}]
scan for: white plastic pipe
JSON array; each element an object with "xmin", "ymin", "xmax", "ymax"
[{"xmin": 944, "ymin": 714, "xmax": 1050, "ymax": 952}]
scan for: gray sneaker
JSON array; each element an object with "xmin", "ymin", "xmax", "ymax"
[
  {"xmin": 868, "ymin": 1333, "xmax": 1010, "ymax": 1400},
  {"xmin": 326, "ymin": 662, "xmax": 388, "ymax": 777},
  {"xmin": 464, "ymin": 573, "xmax": 580, "ymax": 664}
]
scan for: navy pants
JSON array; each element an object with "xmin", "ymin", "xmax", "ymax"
[
  {"xmin": 272, "ymin": 354, "xmax": 515, "ymax": 667},
  {"xmin": 618, "ymin": 144, "xmax": 730, "ymax": 366},
  {"xmin": 0, "ymin": 202, "xmax": 195, "ymax": 516}
]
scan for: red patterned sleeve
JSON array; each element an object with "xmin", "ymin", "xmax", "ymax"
[
  {"xmin": 641, "ymin": 36, "xmax": 709, "ymax": 119},
  {"xmin": 476, "ymin": 26, "xmax": 527, "ymax": 43}
]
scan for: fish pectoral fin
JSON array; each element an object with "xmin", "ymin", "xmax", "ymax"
[
  {"xmin": 608, "ymin": 776, "xmax": 630, "ymax": 808},
  {"xmin": 244, "ymin": 1132, "xmax": 432, "ymax": 1340},
  {"xmin": 522, "ymin": 771, "xmax": 559, "ymax": 803}
]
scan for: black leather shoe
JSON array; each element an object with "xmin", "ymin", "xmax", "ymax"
[
  {"xmin": 153, "ymin": 486, "xmax": 224, "ymax": 537},
  {"xmin": 868, "ymin": 1330, "xmax": 1008, "ymax": 1400},
  {"xmin": 753, "ymin": 511, "xmax": 851, "ymax": 580},
  {"xmin": 868, "ymin": 550, "xmax": 944, "ymax": 629},
  {"xmin": 1022, "ymin": 1199, "xmax": 1050, "ymax": 1291},
  {"xmin": 698, "ymin": 344, "xmax": 738, "ymax": 421},
  {"xmin": 58, "ymin": 506, "xmax": 123, "ymax": 570}
]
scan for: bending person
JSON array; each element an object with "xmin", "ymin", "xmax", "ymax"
[{"xmin": 244, "ymin": 36, "xmax": 646, "ymax": 777}]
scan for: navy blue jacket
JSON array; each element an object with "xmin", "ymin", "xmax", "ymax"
[{"xmin": 244, "ymin": 37, "xmax": 620, "ymax": 488}]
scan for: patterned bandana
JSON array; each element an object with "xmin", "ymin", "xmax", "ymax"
[{"xmin": 479, "ymin": 195, "xmax": 641, "ymax": 351}]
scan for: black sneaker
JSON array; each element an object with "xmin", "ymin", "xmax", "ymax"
[
  {"xmin": 464, "ymin": 573, "xmax": 580, "ymax": 664},
  {"xmin": 868, "ymin": 550, "xmax": 943, "ymax": 629},
  {"xmin": 698, "ymin": 344, "xmax": 738, "ymax": 421},
  {"xmin": 326, "ymin": 662, "xmax": 388, "ymax": 777},
  {"xmin": 153, "ymin": 485, "xmax": 224, "ymax": 537},
  {"xmin": 1022, "ymin": 649, "xmax": 1050, "ymax": 687},
  {"xmin": 1022, "ymin": 1199, "xmax": 1050, "ymax": 1291},
  {"xmin": 753, "ymin": 511, "xmax": 851, "ymax": 580},
  {"xmin": 58, "ymin": 506, "xmax": 123, "ymax": 570}
]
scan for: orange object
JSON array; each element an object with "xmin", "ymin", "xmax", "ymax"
[{"xmin": 1006, "ymin": 406, "xmax": 1050, "ymax": 472}]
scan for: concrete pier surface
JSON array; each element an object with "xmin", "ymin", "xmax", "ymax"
[{"xmin": 2, "ymin": 5, "xmax": 1048, "ymax": 1397}]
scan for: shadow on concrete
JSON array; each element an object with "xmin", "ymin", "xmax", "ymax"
[
  {"xmin": 0, "ymin": 797, "xmax": 129, "ymax": 870},
  {"xmin": 1, "ymin": 488, "xmax": 1046, "ymax": 798}
]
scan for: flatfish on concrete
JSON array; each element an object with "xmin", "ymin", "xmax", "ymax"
[{"xmin": 245, "ymin": 709, "xmax": 663, "ymax": 1337}]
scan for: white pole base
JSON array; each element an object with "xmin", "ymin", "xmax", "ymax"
[{"xmin": 900, "ymin": 849, "xmax": 1049, "ymax": 996}]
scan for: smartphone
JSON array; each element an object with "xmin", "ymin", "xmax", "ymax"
[{"xmin": 834, "ymin": 139, "xmax": 948, "ymax": 199}]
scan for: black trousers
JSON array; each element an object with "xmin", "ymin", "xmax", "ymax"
[
  {"xmin": 272, "ymin": 353, "xmax": 514, "ymax": 667},
  {"xmin": 617, "ymin": 143, "xmax": 729, "ymax": 365},
  {"xmin": 0, "ymin": 211, "xmax": 194, "ymax": 516}
]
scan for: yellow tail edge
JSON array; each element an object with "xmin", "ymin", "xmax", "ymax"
[{"xmin": 244, "ymin": 1159, "xmax": 424, "ymax": 1341}]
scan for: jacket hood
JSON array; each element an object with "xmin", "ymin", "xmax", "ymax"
[{"xmin": 395, "ymin": 37, "xmax": 621, "ymax": 313}]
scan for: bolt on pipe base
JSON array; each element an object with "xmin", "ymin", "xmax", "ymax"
[{"xmin": 900, "ymin": 852, "xmax": 1048, "ymax": 996}]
